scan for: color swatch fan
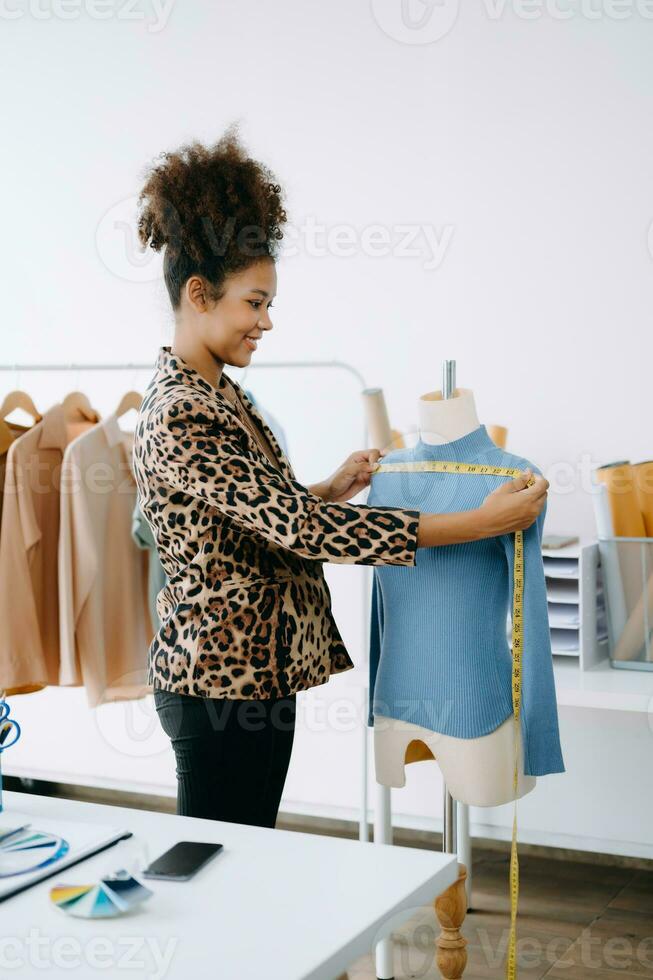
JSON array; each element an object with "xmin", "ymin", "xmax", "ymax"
[
  {"xmin": 50, "ymin": 871, "xmax": 153, "ymax": 918},
  {"xmin": 0, "ymin": 827, "xmax": 69, "ymax": 877}
]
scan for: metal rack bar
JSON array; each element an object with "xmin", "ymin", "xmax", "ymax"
[{"xmin": 0, "ymin": 360, "xmax": 367, "ymax": 388}]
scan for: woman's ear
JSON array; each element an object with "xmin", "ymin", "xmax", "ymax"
[{"xmin": 186, "ymin": 275, "xmax": 209, "ymax": 312}]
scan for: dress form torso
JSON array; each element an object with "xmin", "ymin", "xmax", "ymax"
[{"xmin": 373, "ymin": 387, "xmax": 537, "ymax": 806}]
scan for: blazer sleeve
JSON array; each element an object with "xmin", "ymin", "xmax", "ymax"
[{"xmin": 142, "ymin": 393, "xmax": 420, "ymax": 567}]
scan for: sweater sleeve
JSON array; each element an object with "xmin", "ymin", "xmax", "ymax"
[
  {"xmin": 502, "ymin": 494, "xmax": 566, "ymax": 777},
  {"xmin": 142, "ymin": 394, "xmax": 420, "ymax": 568},
  {"xmin": 367, "ymin": 571, "xmax": 385, "ymax": 726}
]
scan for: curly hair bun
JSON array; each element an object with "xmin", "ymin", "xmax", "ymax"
[{"xmin": 137, "ymin": 123, "xmax": 287, "ymax": 308}]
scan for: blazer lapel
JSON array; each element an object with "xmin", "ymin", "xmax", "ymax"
[{"xmin": 158, "ymin": 348, "xmax": 294, "ymax": 481}]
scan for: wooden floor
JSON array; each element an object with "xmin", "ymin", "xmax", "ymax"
[{"xmin": 345, "ymin": 844, "xmax": 653, "ymax": 979}]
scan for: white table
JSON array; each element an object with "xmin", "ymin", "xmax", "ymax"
[{"xmin": 0, "ymin": 791, "xmax": 458, "ymax": 980}]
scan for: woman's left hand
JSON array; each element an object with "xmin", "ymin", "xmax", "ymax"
[{"xmin": 315, "ymin": 448, "xmax": 387, "ymax": 503}]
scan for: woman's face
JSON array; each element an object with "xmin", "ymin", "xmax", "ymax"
[{"xmin": 200, "ymin": 257, "xmax": 277, "ymax": 369}]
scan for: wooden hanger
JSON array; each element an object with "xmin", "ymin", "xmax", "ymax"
[
  {"xmin": 61, "ymin": 391, "xmax": 99, "ymax": 422},
  {"xmin": 0, "ymin": 390, "xmax": 41, "ymax": 423},
  {"xmin": 114, "ymin": 390, "xmax": 142, "ymax": 420},
  {"xmin": 0, "ymin": 421, "xmax": 14, "ymax": 456},
  {"xmin": 0, "ymin": 390, "xmax": 42, "ymax": 456}
]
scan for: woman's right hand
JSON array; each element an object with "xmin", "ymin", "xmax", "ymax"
[
  {"xmin": 476, "ymin": 470, "xmax": 549, "ymax": 537},
  {"xmin": 416, "ymin": 469, "xmax": 549, "ymax": 548}
]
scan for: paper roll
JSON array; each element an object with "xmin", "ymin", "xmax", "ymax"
[
  {"xmin": 612, "ymin": 554, "xmax": 653, "ymax": 663},
  {"xmin": 595, "ymin": 462, "xmax": 646, "ymax": 537},
  {"xmin": 390, "ymin": 429, "xmax": 405, "ymax": 450},
  {"xmin": 595, "ymin": 465, "xmax": 653, "ymax": 663},
  {"xmin": 362, "ymin": 388, "xmax": 393, "ymax": 452},
  {"xmin": 594, "ymin": 483, "xmax": 628, "ymax": 651},
  {"xmin": 487, "ymin": 424, "xmax": 508, "ymax": 449},
  {"xmin": 633, "ymin": 460, "xmax": 653, "ymax": 537},
  {"xmin": 593, "ymin": 480, "xmax": 616, "ymax": 540}
]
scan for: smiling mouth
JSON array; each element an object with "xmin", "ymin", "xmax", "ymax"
[{"xmin": 244, "ymin": 335, "xmax": 260, "ymax": 350}]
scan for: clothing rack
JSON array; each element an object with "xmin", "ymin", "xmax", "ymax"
[{"xmin": 0, "ymin": 357, "xmax": 373, "ymax": 843}]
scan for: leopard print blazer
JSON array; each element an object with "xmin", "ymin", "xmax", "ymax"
[{"xmin": 132, "ymin": 346, "xmax": 420, "ymax": 700}]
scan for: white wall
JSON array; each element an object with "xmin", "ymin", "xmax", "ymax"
[
  {"xmin": 3, "ymin": 0, "xmax": 652, "ymax": 529},
  {"xmin": 2, "ymin": 1, "xmax": 653, "ymax": 842}
]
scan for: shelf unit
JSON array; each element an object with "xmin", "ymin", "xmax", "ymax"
[{"xmin": 542, "ymin": 541, "xmax": 609, "ymax": 670}]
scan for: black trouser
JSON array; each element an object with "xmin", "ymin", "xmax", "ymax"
[{"xmin": 154, "ymin": 688, "xmax": 297, "ymax": 829}]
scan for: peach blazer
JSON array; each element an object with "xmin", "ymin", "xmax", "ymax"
[{"xmin": 0, "ymin": 405, "xmax": 96, "ymax": 695}]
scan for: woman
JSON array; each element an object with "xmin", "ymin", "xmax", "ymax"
[{"xmin": 133, "ymin": 126, "xmax": 548, "ymax": 829}]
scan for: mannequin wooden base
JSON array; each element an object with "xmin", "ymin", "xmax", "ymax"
[{"xmin": 434, "ymin": 862, "xmax": 468, "ymax": 978}]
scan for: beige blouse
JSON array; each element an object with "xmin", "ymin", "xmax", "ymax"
[
  {"xmin": 219, "ymin": 375, "xmax": 279, "ymax": 469},
  {"xmin": 58, "ymin": 413, "xmax": 153, "ymax": 707}
]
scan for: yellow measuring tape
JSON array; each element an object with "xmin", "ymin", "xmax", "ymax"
[{"xmin": 373, "ymin": 459, "xmax": 534, "ymax": 980}]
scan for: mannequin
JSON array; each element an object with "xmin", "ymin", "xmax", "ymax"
[
  {"xmin": 364, "ymin": 375, "xmax": 564, "ymax": 980},
  {"xmin": 373, "ymin": 386, "xmax": 536, "ymax": 806}
]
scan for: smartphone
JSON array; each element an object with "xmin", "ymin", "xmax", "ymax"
[{"xmin": 142, "ymin": 841, "xmax": 224, "ymax": 881}]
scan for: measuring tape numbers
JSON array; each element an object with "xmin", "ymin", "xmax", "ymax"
[{"xmin": 373, "ymin": 459, "xmax": 534, "ymax": 980}]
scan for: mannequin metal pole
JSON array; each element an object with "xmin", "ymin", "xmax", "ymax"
[
  {"xmin": 457, "ymin": 799, "xmax": 471, "ymax": 908},
  {"xmin": 443, "ymin": 779, "xmax": 456, "ymax": 851},
  {"xmin": 441, "ymin": 360, "xmax": 458, "ymax": 857},
  {"xmin": 442, "ymin": 359, "xmax": 456, "ymax": 400},
  {"xmin": 374, "ymin": 782, "xmax": 394, "ymax": 978}
]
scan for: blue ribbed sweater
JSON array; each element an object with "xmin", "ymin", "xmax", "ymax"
[{"xmin": 367, "ymin": 424, "xmax": 565, "ymax": 778}]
